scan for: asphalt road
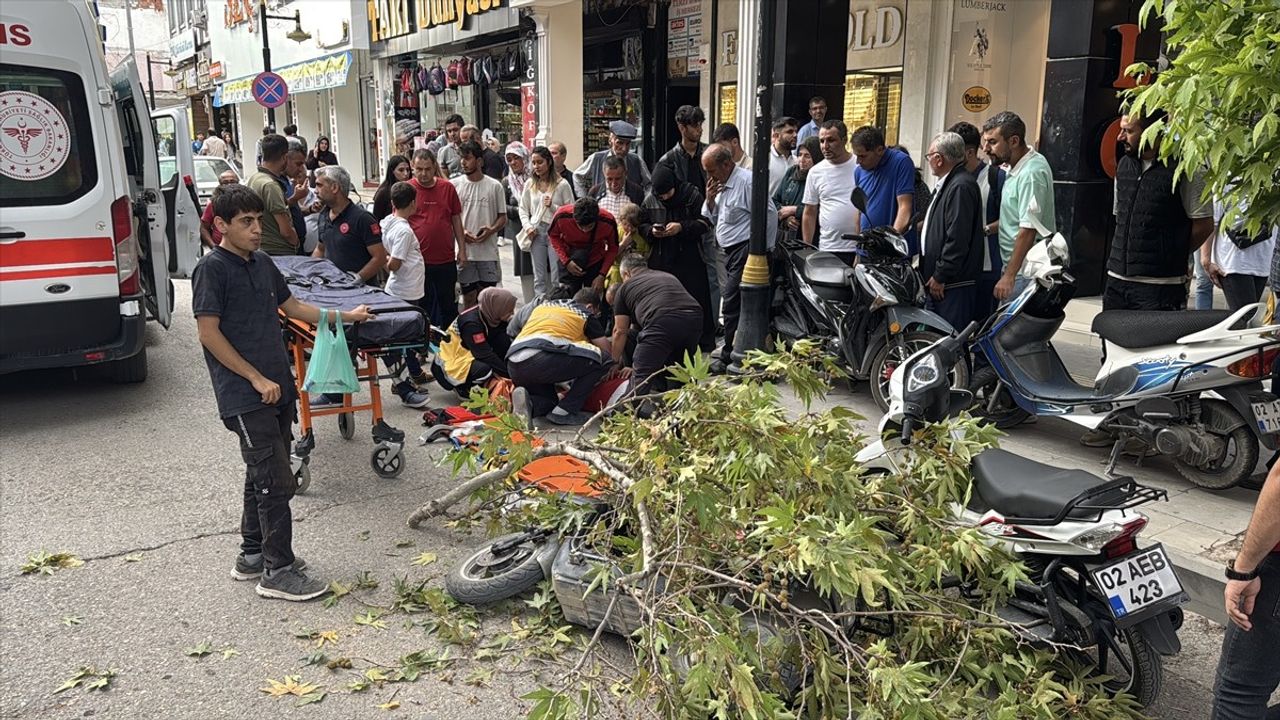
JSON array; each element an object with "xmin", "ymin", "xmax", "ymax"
[{"xmin": 0, "ymin": 281, "xmax": 1240, "ymax": 719}]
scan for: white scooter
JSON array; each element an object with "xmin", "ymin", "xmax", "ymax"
[
  {"xmin": 967, "ymin": 235, "xmax": 1280, "ymax": 489},
  {"xmin": 855, "ymin": 323, "xmax": 1187, "ymax": 707}
]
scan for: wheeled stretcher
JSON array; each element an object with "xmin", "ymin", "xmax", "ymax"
[{"xmin": 272, "ymin": 257, "xmax": 427, "ymax": 490}]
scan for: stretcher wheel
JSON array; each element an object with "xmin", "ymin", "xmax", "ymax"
[
  {"xmin": 371, "ymin": 447, "xmax": 404, "ymax": 479},
  {"xmin": 294, "ymin": 463, "xmax": 312, "ymax": 494},
  {"xmin": 338, "ymin": 412, "xmax": 355, "ymax": 440}
]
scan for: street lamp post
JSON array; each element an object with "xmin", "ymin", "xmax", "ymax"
[
  {"xmin": 730, "ymin": 0, "xmax": 777, "ymax": 370},
  {"xmin": 256, "ymin": 2, "xmax": 311, "ymax": 127}
]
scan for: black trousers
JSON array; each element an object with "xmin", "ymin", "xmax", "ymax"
[
  {"xmin": 508, "ymin": 352, "xmax": 609, "ymax": 416},
  {"xmin": 631, "ymin": 311, "xmax": 703, "ymax": 394},
  {"xmin": 431, "ymin": 358, "xmax": 496, "ymax": 399},
  {"xmin": 718, "ymin": 241, "xmax": 751, "ymax": 364},
  {"xmin": 1221, "ymin": 274, "xmax": 1268, "ymax": 312},
  {"xmin": 556, "ymin": 260, "xmax": 604, "ymax": 295},
  {"xmin": 1102, "ymin": 277, "xmax": 1187, "ymax": 311},
  {"xmin": 423, "ymin": 262, "xmax": 459, "ymax": 331},
  {"xmin": 223, "ymin": 403, "xmax": 297, "ymax": 572},
  {"xmin": 652, "ymin": 242, "xmax": 716, "ymax": 352}
]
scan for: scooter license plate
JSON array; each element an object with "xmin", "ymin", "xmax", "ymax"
[
  {"xmin": 1090, "ymin": 544, "xmax": 1184, "ymax": 621},
  {"xmin": 1250, "ymin": 399, "xmax": 1280, "ymax": 434}
]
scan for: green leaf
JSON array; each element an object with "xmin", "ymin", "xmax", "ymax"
[
  {"xmin": 185, "ymin": 641, "xmax": 214, "ymax": 658},
  {"xmin": 410, "ymin": 551, "xmax": 438, "ymax": 567}
]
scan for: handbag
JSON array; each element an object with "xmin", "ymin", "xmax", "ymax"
[
  {"xmin": 1227, "ymin": 222, "xmax": 1271, "ymax": 250},
  {"xmin": 302, "ymin": 310, "xmax": 360, "ymax": 395},
  {"xmin": 516, "ymin": 191, "xmax": 549, "ymax": 251}
]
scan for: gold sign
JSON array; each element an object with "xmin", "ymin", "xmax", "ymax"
[
  {"xmin": 718, "ymin": 83, "xmax": 736, "ymax": 127},
  {"xmin": 414, "ymin": 0, "xmax": 503, "ymax": 32},
  {"xmin": 369, "ymin": 0, "xmax": 413, "ymax": 42},
  {"xmin": 961, "ymin": 85, "xmax": 991, "ymax": 112}
]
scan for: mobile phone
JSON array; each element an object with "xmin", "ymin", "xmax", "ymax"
[{"xmin": 651, "ymin": 224, "xmax": 664, "ymax": 233}]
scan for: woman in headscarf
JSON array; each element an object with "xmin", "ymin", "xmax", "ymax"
[
  {"xmin": 371, "ymin": 154, "xmax": 411, "ymax": 222},
  {"xmin": 642, "ymin": 164, "xmax": 716, "ymax": 351},
  {"xmin": 518, "ymin": 146, "xmax": 575, "ymax": 299},
  {"xmin": 305, "ymin": 136, "xmax": 338, "ymax": 171},
  {"xmin": 503, "ymin": 142, "xmax": 537, "ymax": 301},
  {"xmin": 773, "ymin": 135, "xmax": 821, "ymax": 243},
  {"xmin": 432, "ymin": 287, "xmax": 519, "ymax": 398}
]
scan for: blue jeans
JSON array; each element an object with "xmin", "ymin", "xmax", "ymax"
[
  {"xmin": 1192, "ymin": 252, "xmax": 1215, "ymax": 310},
  {"xmin": 1213, "ymin": 554, "xmax": 1280, "ymax": 719}
]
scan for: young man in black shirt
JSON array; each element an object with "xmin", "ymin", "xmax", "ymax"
[
  {"xmin": 611, "ymin": 254, "xmax": 703, "ymax": 394},
  {"xmin": 193, "ymin": 185, "xmax": 372, "ymax": 602}
]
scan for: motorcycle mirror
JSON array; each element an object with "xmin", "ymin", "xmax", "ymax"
[{"xmin": 850, "ymin": 187, "xmax": 868, "ymax": 215}]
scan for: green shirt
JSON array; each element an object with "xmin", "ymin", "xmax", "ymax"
[
  {"xmin": 998, "ymin": 148, "xmax": 1056, "ymax": 266},
  {"xmin": 246, "ymin": 170, "xmax": 293, "ymax": 256}
]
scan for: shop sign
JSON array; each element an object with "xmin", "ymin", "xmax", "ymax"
[
  {"xmin": 224, "ymin": 0, "xmax": 257, "ymax": 31},
  {"xmin": 846, "ymin": 0, "xmax": 905, "ymax": 70},
  {"xmin": 210, "ymin": 61, "xmax": 224, "ymax": 81},
  {"xmin": 414, "ymin": 0, "xmax": 503, "ymax": 33},
  {"xmin": 1097, "ymin": 23, "xmax": 1153, "ymax": 179},
  {"xmin": 520, "ymin": 82, "xmax": 536, "ymax": 147},
  {"xmin": 169, "ymin": 31, "xmax": 196, "ymax": 63},
  {"xmin": 369, "ymin": 0, "xmax": 415, "ymax": 42},
  {"xmin": 720, "ymin": 30, "xmax": 737, "ymax": 68},
  {"xmin": 961, "ymin": 85, "xmax": 991, "ymax": 112},
  {"xmin": 218, "ymin": 52, "xmax": 353, "ymax": 105}
]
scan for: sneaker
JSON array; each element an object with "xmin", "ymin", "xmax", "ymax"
[
  {"xmin": 394, "ymin": 381, "xmax": 431, "ymax": 409},
  {"xmin": 232, "ymin": 554, "xmax": 307, "ymax": 581},
  {"xmin": 511, "ymin": 387, "xmax": 532, "ymax": 425},
  {"xmin": 546, "ymin": 408, "xmax": 590, "ymax": 426},
  {"xmin": 410, "ymin": 371, "xmax": 432, "ymax": 388},
  {"xmin": 1079, "ymin": 427, "xmax": 1115, "ymax": 447},
  {"xmin": 309, "ymin": 393, "xmax": 341, "ymax": 408},
  {"xmin": 709, "ymin": 358, "xmax": 729, "ymax": 375},
  {"xmin": 255, "ymin": 567, "xmax": 330, "ymax": 602}
]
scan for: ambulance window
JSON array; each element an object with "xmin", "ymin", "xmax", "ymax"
[
  {"xmin": 152, "ymin": 114, "xmax": 178, "ymax": 189},
  {"xmin": 0, "ymin": 65, "xmax": 98, "ymax": 207}
]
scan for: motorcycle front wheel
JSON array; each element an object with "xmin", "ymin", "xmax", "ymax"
[
  {"xmin": 445, "ymin": 532, "xmax": 553, "ymax": 605},
  {"xmin": 966, "ymin": 365, "xmax": 1032, "ymax": 429},
  {"xmin": 868, "ymin": 330, "xmax": 968, "ymax": 412}
]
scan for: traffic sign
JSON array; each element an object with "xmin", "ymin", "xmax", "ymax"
[{"xmin": 251, "ymin": 71, "xmax": 288, "ymax": 109}]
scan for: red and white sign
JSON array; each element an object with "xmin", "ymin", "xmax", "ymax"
[
  {"xmin": 0, "ymin": 91, "xmax": 70, "ymax": 181},
  {"xmin": 521, "ymin": 82, "xmax": 537, "ymax": 148}
]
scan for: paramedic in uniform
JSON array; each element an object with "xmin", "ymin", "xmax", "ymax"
[{"xmin": 312, "ymin": 166, "xmax": 387, "ymax": 283}]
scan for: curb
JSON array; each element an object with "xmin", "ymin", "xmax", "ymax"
[{"xmin": 1168, "ymin": 547, "xmax": 1226, "ymax": 626}]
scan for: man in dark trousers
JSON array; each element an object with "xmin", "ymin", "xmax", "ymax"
[
  {"xmin": 919, "ymin": 131, "xmax": 984, "ymax": 330},
  {"xmin": 1106, "ymin": 108, "xmax": 1214, "ymax": 310},
  {"xmin": 547, "ymin": 197, "xmax": 620, "ymax": 294},
  {"xmin": 193, "ymin": 184, "xmax": 372, "ymax": 602},
  {"xmin": 610, "ymin": 254, "xmax": 703, "ymax": 395},
  {"xmin": 507, "ymin": 288, "xmax": 613, "ymax": 426}
]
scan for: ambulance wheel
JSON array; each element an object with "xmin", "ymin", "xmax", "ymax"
[
  {"xmin": 294, "ymin": 463, "xmax": 312, "ymax": 494},
  {"xmin": 106, "ymin": 346, "xmax": 148, "ymax": 384},
  {"xmin": 371, "ymin": 447, "xmax": 404, "ymax": 479},
  {"xmin": 338, "ymin": 412, "xmax": 355, "ymax": 440}
]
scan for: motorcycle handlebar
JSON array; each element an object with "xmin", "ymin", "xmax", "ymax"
[{"xmin": 899, "ymin": 416, "xmax": 915, "ymax": 445}]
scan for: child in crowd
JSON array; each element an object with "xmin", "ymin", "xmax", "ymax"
[
  {"xmin": 380, "ymin": 181, "xmax": 432, "ymax": 408},
  {"xmin": 606, "ymin": 203, "xmax": 650, "ymax": 288}
]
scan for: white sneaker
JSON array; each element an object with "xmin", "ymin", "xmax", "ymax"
[{"xmin": 511, "ymin": 387, "xmax": 531, "ymax": 425}]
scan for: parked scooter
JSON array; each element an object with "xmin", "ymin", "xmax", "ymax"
[
  {"xmin": 967, "ymin": 235, "xmax": 1280, "ymax": 490},
  {"xmin": 771, "ymin": 188, "xmax": 962, "ymax": 410},
  {"xmin": 856, "ymin": 323, "xmax": 1188, "ymax": 707}
]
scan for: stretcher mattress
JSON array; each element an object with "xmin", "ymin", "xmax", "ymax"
[{"xmin": 272, "ymin": 256, "xmax": 425, "ymax": 348}]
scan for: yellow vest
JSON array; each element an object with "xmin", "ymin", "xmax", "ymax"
[{"xmin": 510, "ymin": 301, "xmax": 604, "ymax": 361}]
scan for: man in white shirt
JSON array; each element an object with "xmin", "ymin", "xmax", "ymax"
[
  {"xmin": 802, "ymin": 120, "xmax": 860, "ymax": 264},
  {"xmin": 701, "ymin": 143, "xmax": 777, "ymax": 371},
  {"xmin": 455, "ymin": 140, "xmax": 507, "ymax": 308},
  {"xmin": 1204, "ymin": 200, "xmax": 1278, "ymax": 311},
  {"xmin": 200, "ymin": 127, "xmax": 228, "ymax": 159},
  {"xmin": 768, "ymin": 117, "xmax": 797, "ymax": 196}
]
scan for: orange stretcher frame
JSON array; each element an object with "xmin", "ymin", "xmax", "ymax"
[{"xmin": 279, "ymin": 311, "xmax": 410, "ymax": 483}]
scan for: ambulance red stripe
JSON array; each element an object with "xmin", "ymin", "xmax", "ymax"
[
  {"xmin": 0, "ymin": 237, "xmax": 115, "ymax": 268},
  {"xmin": 0, "ymin": 265, "xmax": 117, "ymax": 281}
]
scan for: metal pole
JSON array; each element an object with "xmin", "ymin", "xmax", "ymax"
[
  {"xmin": 729, "ymin": 0, "xmax": 776, "ymax": 370},
  {"xmin": 124, "ymin": 0, "xmax": 137, "ymax": 61},
  {"xmin": 259, "ymin": 0, "xmax": 274, "ymax": 128},
  {"xmin": 146, "ymin": 52, "xmax": 155, "ymax": 108}
]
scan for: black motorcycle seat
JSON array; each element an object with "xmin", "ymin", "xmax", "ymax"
[
  {"xmin": 1091, "ymin": 309, "xmax": 1235, "ymax": 349},
  {"xmin": 970, "ymin": 449, "xmax": 1128, "ymax": 521},
  {"xmin": 798, "ymin": 251, "xmax": 853, "ymax": 288}
]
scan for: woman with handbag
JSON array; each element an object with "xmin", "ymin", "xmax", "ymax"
[
  {"xmin": 518, "ymin": 146, "xmax": 575, "ymax": 299},
  {"xmin": 503, "ymin": 142, "xmax": 536, "ymax": 301}
]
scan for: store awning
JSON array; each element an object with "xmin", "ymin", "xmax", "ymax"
[{"xmin": 214, "ymin": 51, "xmax": 353, "ymax": 107}]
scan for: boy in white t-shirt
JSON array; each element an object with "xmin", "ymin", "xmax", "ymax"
[{"xmin": 379, "ymin": 181, "xmax": 430, "ymax": 407}]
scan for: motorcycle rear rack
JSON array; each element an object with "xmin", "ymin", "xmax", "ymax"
[{"xmin": 995, "ymin": 476, "xmax": 1167, "ymax": 527}]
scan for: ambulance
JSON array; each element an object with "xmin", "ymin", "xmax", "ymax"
[{"xmin": 0, "ymin": 0, "xmax": 188, "ymax": 382}]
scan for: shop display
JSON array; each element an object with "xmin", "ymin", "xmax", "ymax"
[{"xmin": 583, "ymin": 89, "xmax": 641, "ymax": 153}]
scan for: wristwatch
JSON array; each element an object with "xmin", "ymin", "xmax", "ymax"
[{"xmin": 1225, "ymin": 559, "xmax": 1261, "ymax": 582}]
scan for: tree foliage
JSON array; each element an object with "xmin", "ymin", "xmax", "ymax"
[
  {"xmin": 1126, "ymin": 0, "xmax": 1280, "ymax": 232},
  {"xmin": 422, "ymin": 344, "xmax": 1150, "ymax": 719}
]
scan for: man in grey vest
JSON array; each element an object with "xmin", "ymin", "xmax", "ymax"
[{"xmin": 573, "ymin": 120, "xmax": 650, "ymax": 198}]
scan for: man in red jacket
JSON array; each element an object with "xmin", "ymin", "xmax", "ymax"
[{"xmin": 546, "ymin": 197, "xmax": 619, "ymax": 294}]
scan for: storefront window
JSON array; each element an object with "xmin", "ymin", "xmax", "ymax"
[
  {"xmin": 842, "ymin": 68, "xmax": 902, "ymax": 146},
  {"xmin": 583, "ymin": 35, "xmax": 644, "ymax": 155}
]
